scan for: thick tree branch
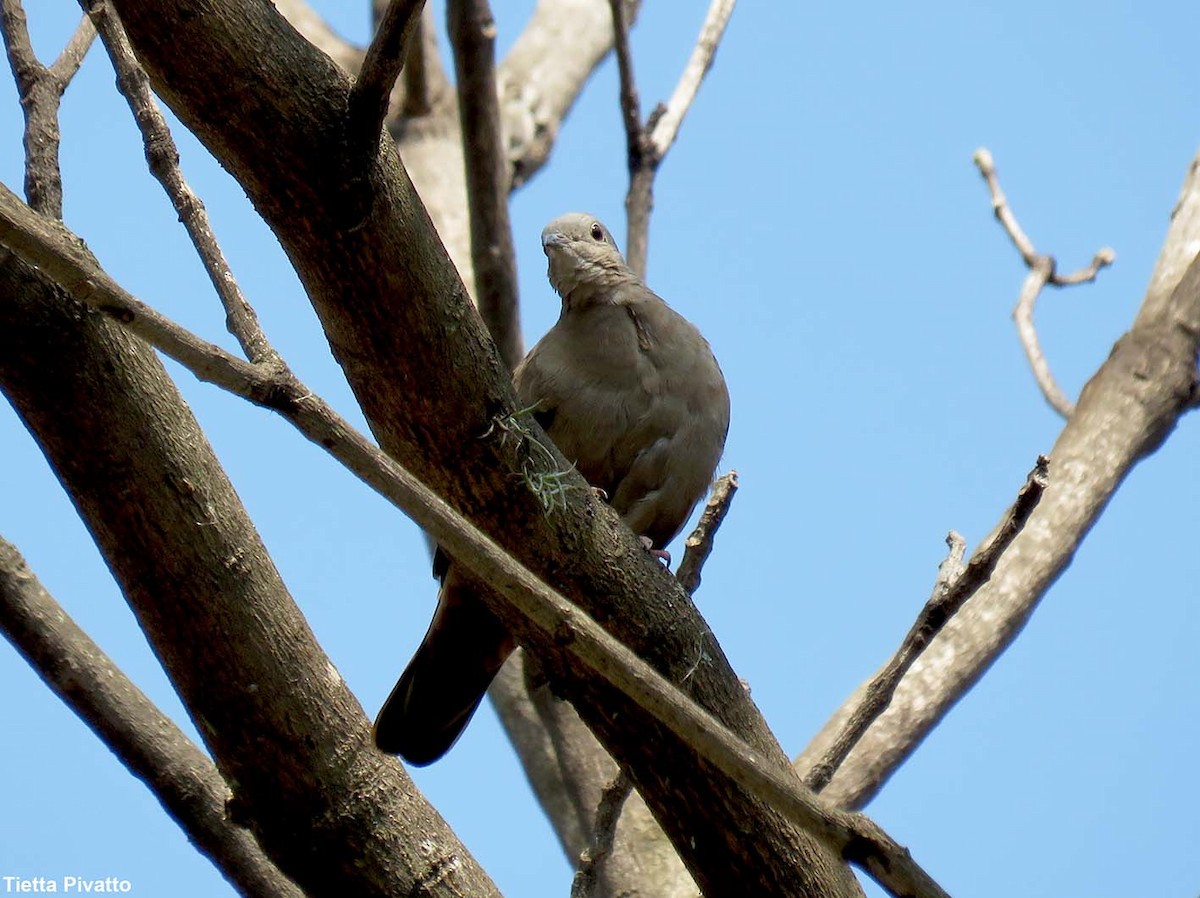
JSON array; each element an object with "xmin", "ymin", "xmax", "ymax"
[
  {"xmin": 448, "ymin": 0, "xmax": 522, "ymax": 369},
  {"xmin": 0, "ymin": 246, "xmax": 502, "ymax": 896},
  {"xmin": 272, "ymin": 0, "xmax": 363, "ymax": 73},
  {"xmin": 973, "ymin": 148, "xmax": 1116, "ymax": 418},
  {"xmin": 804, "ymin": 458, "xmax": 1048, "ymax": 792},
  {"xmin": 0, "ymin": 537, "xmax": 303, "ymax": 898},
  {"xmin": 799, "ymin": 153, "xmax": 1200, "ymax": 809},
  {"xmin": 0, "ymin": 183, "xmax": 947, "ymax": 898}
]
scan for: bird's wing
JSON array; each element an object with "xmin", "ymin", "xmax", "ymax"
[{"xmin": 516, "ymin": 290, "xmax": 729, "ymax": 548}]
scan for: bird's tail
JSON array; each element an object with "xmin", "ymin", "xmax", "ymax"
[{"xmin": 373, "ymin": 571, "xmax": 514, "ymax": 766}]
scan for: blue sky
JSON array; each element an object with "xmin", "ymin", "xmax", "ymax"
[{"xmin": 3, "ymin": 2, "xmax": 1199, "ymax": 896}]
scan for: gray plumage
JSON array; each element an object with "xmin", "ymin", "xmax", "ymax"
[{"xmin": 374, "ymin": 213, "xmax": 730, "ymax": 764}]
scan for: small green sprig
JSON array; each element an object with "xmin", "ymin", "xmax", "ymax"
[{"xmin": 484, "ymin": 404, "xmax": 580, "ymax": 514}]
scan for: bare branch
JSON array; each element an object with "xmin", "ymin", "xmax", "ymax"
[
  {"xmin": 84, "ymin": 0, "xmax": 277, "ymax": 364},
  {"xmin": 0, "ymin": 183, "xmax": 945, "ymax": 898},
  {"xmin": 973, "ymin": 148, "xmax": 1116, "ymax": 418},
  {"xmin": 570, "ymin": 772, "xmax": 634, "ymax": 898},
  {"xmin": 1, "ymin": 0, "xmax": 94, "ymax": 216},
  {"xmin": 448, "ymin": 0, "xmax": 522, "ymax": 370},
  {"xmin": 0, "ymin": 0, "xmax": 39, "ymax": 91},
  {"xmin": 499, "ymin": 0, "xmax": 643, "ymax": 188},
  {"xmin": 607, "ymin": 0, "xmax": 737, "ymax": 277},
  {"xmin": 47, "ymin": 14, "xmax": 95, "ymax": 82},
  {"xmin": 1011, "ymin": 260, "xmax": 1074, "ymax": 416},
  {"xmin": 804, "ymin": 458, "xmax": 1049, "ymax": 793},
  {"xmin": 607, "ymin": 0, "xmax": 643, "ymax": 164},
  {"xmin": 648, "ymin": 0, "xmax": 736, "ymax": 160},
  {"xmin": 350, "ymin": 0, "xmax": 424, "ymax": 153},
  {"xmin": 0, "ymin": 536, "xmax": 303, "ymax": 898},
  {"xmin": 606, "ymin": 0, "xmax": 652, "ymax": 275},
  {"xmin": 801, "ymin": 155, "xmax": 1200, "ymax": 811},
  {"xmin": 400, "ymin": 11, "xmax": 432, "ymax": 116},
  {"xmin": 676, "ymin": 470, "xmax": 738, "ymax": 595}
]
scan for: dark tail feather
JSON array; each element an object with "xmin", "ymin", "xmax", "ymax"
[{"xmin": 373, "ymin": 573, "xmax": 514, "ymax": 765}]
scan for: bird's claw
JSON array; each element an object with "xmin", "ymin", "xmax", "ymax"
[{"xmin": 639, "ymin": 535, "xmax": 671, "ymax": 566}]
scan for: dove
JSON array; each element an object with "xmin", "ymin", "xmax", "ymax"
[{"xmin": 373, "ymin": 213, "xmax": 730, "ymax": 765}]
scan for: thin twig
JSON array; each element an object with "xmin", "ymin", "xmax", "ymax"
[
  {"xmin": 804, "ymin": 456, "xmax": 1050, "ymax": 792},
  {"xmin": 676, "ymin": 471, "xmax": 738, "ymax": 595},
  {"xmin": 1012, "ymin": 259, "xmax": 1074, "ymax": 416},
  {"xmin": 350, "ymin": 0, "xmax": 425, "ymax": 150},
  {"xmin": 0, "ymin": 537, "xmax": 303, "ymax": 898},
  {"xmin": 570, "ymin": 771, "xmax": 634, "ymax": 898},
  {"xmin": 84, "ymin": 0, "xmax": 277, "ymax": 364},
  {"xmin": 973, "ymin": 148, "xmax": 1116, "ymax": 418},
  {"xmin": 0, "ymin": 184, "xmax": 949, "ymax": 898},
  {"xmin": 448, "ymin": 0, "xmax": 523, "ymax": 370},
  {"xmin": 648, "ymin": 0, "xmax": 736, "ymax": 160}
]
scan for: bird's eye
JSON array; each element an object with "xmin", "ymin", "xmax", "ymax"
[{"xmin": 590, "ymin": 223, "xmax": 605, "ymax": 241}]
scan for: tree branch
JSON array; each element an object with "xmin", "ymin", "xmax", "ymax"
[
  {"xmin": 804, "ymin": 457, "xmax": 1049, "ymax": 792},
  {"xmin": 606, "ymin": 0, "xmax": 652, "ymax": 276},
  {"xmin": 648, "ymin": 0, "xmax": 736, "ymax": 160},
  {"xmin": 350, "ymin": 0, "xmax": 424, "ymax": 149},
  {"xmin": 0, "ymin": 536, "xmax": 303, "ymax": 898},
  {"xmin": 271, "ymin": 0, "xmax": 363, "ymax": 73},
  {"xmin": 676, "ymin": 470, "xmax": 738, "ymax": 596},
  {"xmin": 1, "ymin": 1, "xmax": 94, "ymax": 217},
  {"xmin": 448, "ymin": 0, "xmax": 522, "ymax": 370},
  {"xmin": 570, "ymin": 772, "xmax": 634, "ymax": 898},
  {"xmin": 48, "ymin": 13, "xmax": 95, "ymax": 82},
  {"xmin": 498, "ymin": 0, "xmax": 643, "ymax": 188},
  {"xmin": 400, "ymin": 10, "xmax": 433, "ymax": 117},
  {"xmin": 800, "ymin": 152, "xmax": 1200, "ymax": 810},
  {"xmin": 973, "ymin": 148, "xmax": 1116, "ymax": 418},
  {"xmin": 84, "ymin": 0, "xmax": 277, "ymax": 364},
  {"xmin": 608, "ymin": 0, "xmax": 737, "ymax": 277}
]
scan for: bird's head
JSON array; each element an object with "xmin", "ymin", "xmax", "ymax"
[{"xmin": 541, "ymin": 213, "xmax": 631, "ymax": 303}]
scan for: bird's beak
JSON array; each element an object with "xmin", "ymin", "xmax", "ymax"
[{"xmin": 541, "ymin": 231, "xmax": 566, "ymax": 254}]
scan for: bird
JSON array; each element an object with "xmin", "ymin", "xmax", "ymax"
[{"xmin": 373, "ymin": 213, "xmax": 730, "ymax": 765}]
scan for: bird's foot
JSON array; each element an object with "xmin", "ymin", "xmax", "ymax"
[{"xmin": 639, "ymin": 535, "xmax": 671, "ymax": 566}]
